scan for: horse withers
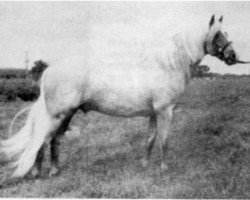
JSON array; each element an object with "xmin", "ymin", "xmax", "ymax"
[{"xmin": 0, "ymin": 15, "xmax": 240, "ymax": 179}]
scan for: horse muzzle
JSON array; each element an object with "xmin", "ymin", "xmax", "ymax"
[
  {"xmin": 225, "ymin": 56, "xmax": 237, "ymax": 65},
  {"xmin": 222, "ymin": 48, "xmax": 238, "ymax": 66}
]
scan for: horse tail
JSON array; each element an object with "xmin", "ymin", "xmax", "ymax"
[
  {"xmin": 0, "ymin": 85, "xmax": 53, "ymax": 179},
  {"xmin": 8, "ymin": 106, "xmax": 31, "ymax": 137}
]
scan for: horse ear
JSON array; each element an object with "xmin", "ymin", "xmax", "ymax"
[
  {"xmin": 209, "ymin": 14, "xmax": 215, "ymax": 28},
  {"xmin": 219, "ymin": 15, "xmax": 223, "ymax": 23}
]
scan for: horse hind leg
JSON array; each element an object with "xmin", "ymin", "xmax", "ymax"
[
  {"xmin": 49, "ymin": 137, "xmax": 60, "ymax": 177},
  {"xmin": 48, "ymin": 102, "xmax": 92, "ymax": 175},
  {"xmin": 48, "ymin": 102, "xmax": 91, "ymax": 177},
  {"xmin": 30, "ymin": 143, "xmax": 47, "ymax": 178},
  {"xmin": 29, "ymin": 109, "xmax": 76, "ymax": 178},
  {"xmin": 49, "ymin": 114, "xmax": 75, "ymax": 177}
]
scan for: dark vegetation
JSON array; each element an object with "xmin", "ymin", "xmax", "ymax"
[
  {"xmin": 0, "ymin": 69, "xmax": 28, "ymax": 79},
  {"xmin": 191, "ymin": 64, "xmax": 210, "ymax": 78},
  {"xmin": 0, "ymin": 60, "xmax": 48, "ymax": 102},
  {"xmin": 30, "ymin": 60, "xmax": 49, "ymax": 81}
]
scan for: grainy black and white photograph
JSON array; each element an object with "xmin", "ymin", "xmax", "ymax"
[{"xmin": 0, "ymin": 1, "xmax": 249, "ymax": 198}]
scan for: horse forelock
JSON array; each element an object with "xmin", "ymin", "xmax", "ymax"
[{"xmin": 206, "ymin": 22, "xmax": 223, "ymax": 44}]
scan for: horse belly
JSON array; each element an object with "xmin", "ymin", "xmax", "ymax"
[{"xmin": 88, "ymin": 90, "xmax": 153, "ymax": 117}]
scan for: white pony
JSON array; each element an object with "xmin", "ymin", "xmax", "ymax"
[{"xmin": 0, "ymin": 15, "xmax": 240, "ymax": 179}]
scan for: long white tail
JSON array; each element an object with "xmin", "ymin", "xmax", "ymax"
[
  {"xmin": 0, "ymin": 92, "xmax": 53, "ymax": 179},
  {"xmin": 8, "ymin": 106, "xmax": 31, "ymax": 137}
]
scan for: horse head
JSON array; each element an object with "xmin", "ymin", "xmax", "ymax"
[{"xmin": 204, "ymin": 15, "xmax": 238, "ymax": 65}]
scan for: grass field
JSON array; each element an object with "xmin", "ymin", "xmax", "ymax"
[{"xmin": 0, "ymin": 77, "xmax": 250, "ymax": 198}]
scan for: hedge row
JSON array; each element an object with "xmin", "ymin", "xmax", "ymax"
[
  {"xmin": 0, "ymin": 78, "xmax": 40, "ymax": 102},
  {"xmin": 0, "ymin": 68, "xmax": 29, "ymax": 79}
]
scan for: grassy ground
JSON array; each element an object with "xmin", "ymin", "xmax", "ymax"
[{"xmin": 0, "ymin": 77, "xmax": 250, "ymax": 198}]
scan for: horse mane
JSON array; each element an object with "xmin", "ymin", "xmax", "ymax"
[
  {"xmin": 171, "ymin": 19, "xmax": 222, "ymax": 64},
  {"xmin": 87, "ymin": 18, "xmax": 220, "ymax": 68}
]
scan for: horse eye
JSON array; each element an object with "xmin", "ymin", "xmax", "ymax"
[{"xmin": 212, "ymin": 32, "xmax": 220, "ymax": 43}]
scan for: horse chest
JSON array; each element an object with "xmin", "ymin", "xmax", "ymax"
[{"xmin": 151, "ymin": 69, "xmax": 189, "ymax": 111}]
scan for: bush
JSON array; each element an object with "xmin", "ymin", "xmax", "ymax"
[
  {"xmin": 0, "ymin": 61, "xmax": 49, "ymax": 102},
  {"xmin": 0, "ymin": 68, "xmax": 29, "ymax": 79},
  {"xmin": 0, "ymin": 78, "xmax": 39, "ymax": 102},
  {"xmin": 30, "ymin": 60, "xmax": 49, "ymax": 81},
  {"xmin": 191, "ymin": 65, "xmax": 210, "ymax": 78}
]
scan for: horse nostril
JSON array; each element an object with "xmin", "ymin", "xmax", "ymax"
[
  {"xmin": 233, "ymin": 53, "xmax": 236, "ymax": 59},
  {"xmin": 230, "ymin": 51, "xmax": 236, "ymax": 60}
]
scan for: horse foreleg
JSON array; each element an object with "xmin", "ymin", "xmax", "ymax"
[
  {"xmin": 156, "ymin": 105, "xmax": 174, "ymax": 170},
  {"xmin": 142, "ymin": 114, "xmax": 157, "ymax": 167}
]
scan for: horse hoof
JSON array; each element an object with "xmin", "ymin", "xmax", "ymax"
[
  {"xmin": 49, "ymin": 167, "xmax": 60, "ymax": 177},
  {"xmin": 141, "ymin": 159, "xmax": 148, "ymax": 168},
  {"xmin": 161, "ymin": 163, "xmax": 168, "ymax": 171},
  {"xmin": 30, "ymin": 168, "xmax": 41, "ymax": 178}
]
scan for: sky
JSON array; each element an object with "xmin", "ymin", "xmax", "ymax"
[{"xmin": 1, "ymin": 1, "xmax": 250, "ymax": 74}]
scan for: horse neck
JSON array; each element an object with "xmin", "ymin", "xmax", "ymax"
[{"xmin": 176, "ymin": 28, "xmax": 207, "ymax": 67}]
